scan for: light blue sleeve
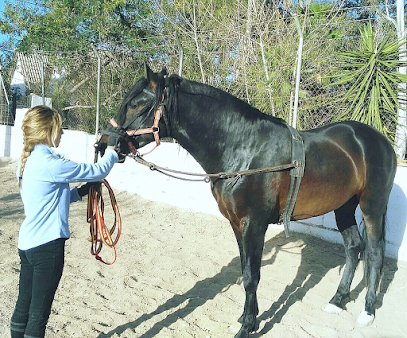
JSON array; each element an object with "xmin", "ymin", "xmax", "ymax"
[{"xmin": 47, "ymin": 149, "xmax": 119, "ymax": 183}]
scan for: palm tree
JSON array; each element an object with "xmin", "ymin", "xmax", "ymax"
[{"xmin": 333, "ymin": 22, "xmax": 407, "ymax": 142}]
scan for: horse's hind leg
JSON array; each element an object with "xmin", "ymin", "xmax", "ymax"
[
  {"xmin": 325, "ymin": 196, "xmax": 364, "ymax": 314},
  {"xmin": 350, "ymin": 171, "xmax": 392, "ymax": 327},
  {"xmin": 357, "ymin": 207, "xmax": 386, "ymax": 326}
]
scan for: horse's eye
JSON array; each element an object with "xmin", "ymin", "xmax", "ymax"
[
  {"xmin": 129, "ymin": 98, "xmax": 139, "ymax": 109},
  {"xmin": 129, "ymin": 95, "xmax": 151, "ymax": 110}
]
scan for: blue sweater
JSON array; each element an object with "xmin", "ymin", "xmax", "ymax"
[{"xmin": 17, "ymin": 144, "xmax": 118, "ymax": 250}]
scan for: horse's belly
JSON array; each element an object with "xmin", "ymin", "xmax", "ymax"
[{"xmin": 291, "ymin": 180, "xmax": 361, "ymax": 220}]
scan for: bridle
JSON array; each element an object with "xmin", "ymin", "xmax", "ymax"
[{"xmin": 110, "ymin": 88, "xmax": 166, "ymax": 156}]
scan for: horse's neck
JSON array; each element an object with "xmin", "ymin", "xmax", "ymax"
[{"xmin": 172, "ymin": 90, "xmax": 283, "ymax": 174}]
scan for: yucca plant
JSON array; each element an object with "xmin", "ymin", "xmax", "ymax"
[{"xmin": 333, "ymin": 22, "xmax": 407, "ymax": 141}]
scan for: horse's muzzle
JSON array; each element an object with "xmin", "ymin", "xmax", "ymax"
[{"xmin": 97, "ymin": 129, "xmax": 139, "ymax": 162}]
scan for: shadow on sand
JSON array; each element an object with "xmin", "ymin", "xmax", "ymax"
[{"xmin": 97, "ymin": 230, "xmax": 398, "ymax": 337}]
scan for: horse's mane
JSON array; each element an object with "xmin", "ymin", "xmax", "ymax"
[{"xmin": 159, "ymin": 71, "xmax": 286, "ymax": 127}]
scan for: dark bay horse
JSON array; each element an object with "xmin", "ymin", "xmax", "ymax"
[{"xmin": 110, "ymin": 64, "xmax": 397, "ymax": 338}]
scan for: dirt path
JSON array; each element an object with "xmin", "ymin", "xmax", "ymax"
[{"xmin": 1, "ymin": 158, "xmax": 406, "ymax": 337}]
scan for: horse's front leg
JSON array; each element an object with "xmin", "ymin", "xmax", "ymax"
[
  {"xmin": 233, "ymin": 218, "xmax": 267, "ymax": 338},
  {"xmin": 235, "ymin": 237, "xmax": 259, "ymax": 326}
]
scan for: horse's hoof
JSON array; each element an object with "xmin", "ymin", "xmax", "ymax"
[
  {"xmin": 238, "ymin": 314, "xmax": 244, "ymax": 324},
  {"xmin": 356, "ymin": 310, "xmax": 375, "ymax": 327},
  {"xmin": 234, "ymin": 327, "xmax": 250, "ymax": 338},
  {"xmin": 324, "ymin": 303, "xmax": 343, "ymax": 314},
  {"xmin": 228, "ymin": 324, "xmax": 241, "ymax": 335}
]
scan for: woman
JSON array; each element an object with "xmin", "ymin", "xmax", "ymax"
[{"xmin": 10, "ymin": 105, "xmax": 125, "ymax": 338}]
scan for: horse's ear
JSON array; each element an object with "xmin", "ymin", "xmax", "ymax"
[
  {"xmin": 144, "ymin": 62, "xmax": 158, "ymax": 92},
  {"xmin": 161, "ymin": 67, "xmax": 168, "ymax": 76}
]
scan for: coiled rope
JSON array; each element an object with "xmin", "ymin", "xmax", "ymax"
[{"xmin": 87, "ymin": 179, "xmax": 122, "ymax": 265}]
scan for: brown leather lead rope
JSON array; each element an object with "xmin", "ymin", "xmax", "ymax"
[{"xmin": 87, "ymin": 179, "xmax": 122, "ymax": 265}]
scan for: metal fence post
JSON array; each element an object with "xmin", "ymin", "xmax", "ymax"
[
  {"xmin": 292, "ymin": 14, "xmax": 304, "ymax": 129},
  {"xmin": 92, "ymin": 45, "xmax": 101, "ymax": 140},
  {"xmin": 395, "ymin": 0, "xmax": 407, "ymax": 159},
  {"xmin": 41, "ymin": 56, "xmax": 45, "ymax": 105}
]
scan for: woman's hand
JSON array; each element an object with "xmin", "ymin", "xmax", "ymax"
[
  {"xmin": 77, "ymin": 181, "xmax": 101, "ymax": 197},
  {"xmin": 107, "ymin": 127, "xmax": 127, "ymax": 147}
]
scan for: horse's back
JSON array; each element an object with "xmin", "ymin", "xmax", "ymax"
[
  {"xmin": 292, "ymin": 121, "xmax": 396, "ymax": 219},
  {"xmin": 303, "ymin": 121, "xmax": 396, "ymax": 171}
]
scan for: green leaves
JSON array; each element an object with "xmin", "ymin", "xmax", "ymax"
[
  {"xmin": 333, "ymin": 22, "xmax": 407, "ymax": 140},
  {"xmin": 0, "ymin": 0, "xmax": 158, "ymax": 54}
]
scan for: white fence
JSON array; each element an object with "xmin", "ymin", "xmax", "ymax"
[{"xmin": 2, "ymin": 108, "xmax": 406, "ymax": 262}]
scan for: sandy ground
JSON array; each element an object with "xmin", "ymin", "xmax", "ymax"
[{"xmin": 1, "ymin": 158, "xmax": 407, "ymax": 338}]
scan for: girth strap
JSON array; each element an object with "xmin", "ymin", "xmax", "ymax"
[{"xmin": 279, "ymin": 124, "xmax": 305, "ymax": 237}]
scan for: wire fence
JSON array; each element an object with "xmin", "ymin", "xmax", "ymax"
[
  {"xmin": 0, "ymin": 103, "xmax": 14, "ymax": 125},
  {"xmin": 0, "ymin": 48, "xmax": 398, "ymax": 139}
]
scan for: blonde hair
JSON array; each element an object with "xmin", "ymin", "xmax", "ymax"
[{"xmin": 19, "ymin": 105, "xmax": 62, "ymax": 184}]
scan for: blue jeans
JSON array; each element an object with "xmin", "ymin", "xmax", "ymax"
[{"xmin": 10, "ymin": 238, "xmax": 66, "ymax": 338}]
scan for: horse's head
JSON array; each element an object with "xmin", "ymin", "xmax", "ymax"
[{"xmin": 100, "ymin": 63, "xmax": 176, "ymax": 157}]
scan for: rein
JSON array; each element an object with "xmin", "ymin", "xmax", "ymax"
[
  {"xmin": 87, "ymin": 179, "xmax": 122, "ymax": 265},
  {"xmin": 128, "ymin": 152, "xmax": 298, "ymax": 185}
]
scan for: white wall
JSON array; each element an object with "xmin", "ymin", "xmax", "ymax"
[
  {"xmin": 107, "ymin": 142, "xmax": 222, "ymax": 217},
  {"xmin": 8, "ymin": 108, "xmax": 96, "ymax": 164},
  {"xmin": 2, "ymin": 108, "xmax": 406, "ymax": 261},
  {"xmin": 289, "ymin": 168, "xmax": 407, "ymax": 261},
  {"xmin": 0, "ymin": 124, "xmax": 11, "ymax": 157}
]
